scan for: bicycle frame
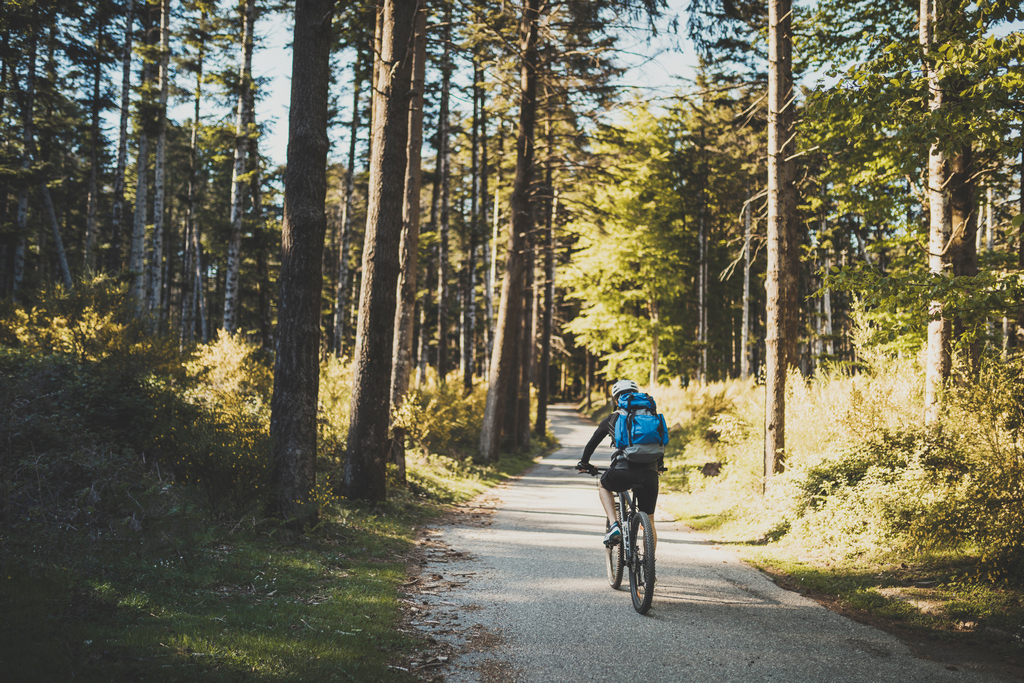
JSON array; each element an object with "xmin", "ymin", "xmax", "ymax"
[{"xmin": 617, "ymin": 488, "xmax": 637, "ymax": 566}]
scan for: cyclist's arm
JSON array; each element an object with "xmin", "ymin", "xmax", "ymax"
[{"xmin": 579, "ymin": 415, "xmax": 615, "ymax": 465}]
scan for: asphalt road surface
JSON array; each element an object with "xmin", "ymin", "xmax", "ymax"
[{"xmin": 406, "ymin": 404, "xmax": 998, "ymax": 682}]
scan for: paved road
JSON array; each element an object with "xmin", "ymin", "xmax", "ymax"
[{"xmin": 408, "ymin": 405, "xmax": 997, "ymax": 682}]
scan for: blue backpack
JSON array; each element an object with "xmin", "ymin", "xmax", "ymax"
[{"xmin": 612, "ymin": 392, "xmax": 669, "ymax": 463}]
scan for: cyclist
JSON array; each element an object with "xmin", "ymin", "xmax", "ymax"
[{"xmin": 576, "ymin": 379, "xmax": 662, "ymax": 548}]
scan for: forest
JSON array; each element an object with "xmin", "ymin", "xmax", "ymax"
[{"xmin": 1, "ymin": 0, "xmax": 1024, "ymax": 677}]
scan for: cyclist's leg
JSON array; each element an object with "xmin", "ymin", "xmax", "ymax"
[
  {"xmin": 635, "ymin": 469, "xmax": 660, "ymax": 550},
  {"xmin": 597, "ymin": 479, "xmax": 617, "ymax": 524}
]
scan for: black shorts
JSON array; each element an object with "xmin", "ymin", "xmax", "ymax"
[{"xmin": 600, "ymin": 461, "xmax": 659, "ymax": 515}]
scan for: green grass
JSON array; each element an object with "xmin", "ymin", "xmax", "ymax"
[
  {"xmin": 742, "ymin": 548, "xmax": 1024, "ymax": 647},
  {"xmin": 0, "ymin": 500, "xmax": 421, "ymax": 682},
  {"xmin": 664, "ymin": 485, "xmax": 1024, "ymax": 653},
  {"xmin": 0, "ymin": 442, "xmax": 552, "ymax": 682}
]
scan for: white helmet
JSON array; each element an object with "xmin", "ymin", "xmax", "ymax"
[{"xmin": 611, "ymin": 379, "xmax": 639, "ymax": 401}]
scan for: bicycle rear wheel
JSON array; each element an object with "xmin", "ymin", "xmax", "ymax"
[
  {"xmin": 605, "ymin": 497, "xmax": 624, "ymax": 589},
  {"xmin": 628, "ymin": 510, "xmax": 655, "ymax": 614}
]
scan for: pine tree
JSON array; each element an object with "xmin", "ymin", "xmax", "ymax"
[
  {"xmin": 267, "ymin": 0, "xmax": 336, "ymax": 520},
  {"xmin": 342, "ymin": 0, "xmax": 419, "ymax": 503}
]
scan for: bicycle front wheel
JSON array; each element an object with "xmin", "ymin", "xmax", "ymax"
[
  {"xmin": 605, "ymin": 498, "xmax": 624, "ymax": 589},
  {"xmin": 628, "ymin": 510, "xmax": 655, "ymax": 614}
]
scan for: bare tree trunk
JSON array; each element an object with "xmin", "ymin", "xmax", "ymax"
[
  {"xmin": 389, "ymin": 1, "xmax": 427, "ymax": 484},
  {"xmin": 181, "ymin": 25, "xmax": 204, "ymax": 348},
  {"xmin": 698, "ymin": 192, "xmax": 707, "ymax": 384},
  {"xmin": 417, "ymin": 244, "xmax": 434, "ymax": 385},
  {"xmin": 148, "ymin": 0, "xmax": 171, "ymax": 318},
  {"xmin": 479, "ymin": 0, "xmax": 540, "ymax": 462},
  {"xmin": 130, "ymin": 35, "xmax": 153, "ymax": 309},
  {"xmin": 741, "ymin": 189, "xmax": 751, "ymax": 381},
  {"xmin": 949, "ymin": 145, "xmax": 977, "ymax": 367},
  {"xmin": 342, "ymin": 0, "xmax": 418, "ymax": 503},
  {"xmin": 516, "ymin": 232, "xmax": 535, "ymax": 449},
  {"xmin": 84, "ymin": 24, "xmax": 104, "ymax": 272},
  {"xmin": 535, "ymin": 113, "xmax": 555, "ymax": 437},
  {"xmin": 18, "ymin": 29, "xmax": 71, "ymax": 290},
  {"xmin": 1013, "ymin": 124, "xmax": 1024, "ymax": 349},
  {"xmin": 223, "ymin": 0, "xmax": 257, "ymax": 334},
  {"xmin": 109, "ymin": 0, "xmax": 134, "ymax": 274},
  {"xmin": 650, "ymin": 299, "xmax": 660, "ymax": 387},
  {"xmin": 922, "ymin": 0, "xmax": 950, "ymax": 426},
  {"xmin": 479, "ymin": 69, "xmax": 493, "ymax": 379},
  {"xmin": 250, "ymin": 138, "xmax": 273, "ymax": 353},
  {"xmin": 268, "ymin": 0, "xmax": 336, "ymax": 521},
  {"xmin": 764, "ymin": 0, "xmax": 796, "ymax": 485},
  {"xmin": 335, "ymin": 52, "xmax": 363, "ymax": 357},
  {"xmin": 462, "ymin": 234, "xmax": 477, "ymax": 392},
  {"xmin": 436, "ymin": 4, "xmax": 452, "ymax": 383},
  {"xmin": 465, "ymin": 52, "xmax": 483, "ymax": 394},
  {"xmin": 40, "ymin": 187, "xmax": 72, "ymax": 288}
]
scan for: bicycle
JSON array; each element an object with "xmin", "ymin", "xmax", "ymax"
[{"xmin": 578, "ymin": 466, "xmax": 656, "ymax": 615}]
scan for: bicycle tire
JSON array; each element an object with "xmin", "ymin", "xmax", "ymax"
[
  {"xmin": 628, "ymin": 510, "xmax": 656, "ymax": 614},
  {"xmin": 605, "ymin": 498, "xmax": 624, "ymax": 589}
]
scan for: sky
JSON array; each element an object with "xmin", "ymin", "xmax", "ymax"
[{"xmin": 243, "ymin": 2, "xmax": 700, "ymax": 168}]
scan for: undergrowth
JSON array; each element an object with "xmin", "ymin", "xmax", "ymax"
[
  {"xmin": 651, "ymin": 334, "xmax": 1024, "ymax": 649},
  {"xmin": 0, "ymin": 278, "xmax": 550, "ymax": 681}
]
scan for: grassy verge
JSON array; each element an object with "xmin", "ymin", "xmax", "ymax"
[
  {"xmin": 662, "ymin": 489, "xmax": 1024, "ymax": 670},
  {"xmin": 0, "ymin": 444, "xmax": 551, "ymax": 682}
]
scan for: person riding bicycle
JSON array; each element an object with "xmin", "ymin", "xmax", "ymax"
[{"xmin": 576, "ymin": 379, "xmax": 663, "ymax": 548}]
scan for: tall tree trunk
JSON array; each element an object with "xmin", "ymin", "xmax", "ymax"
[
  {"xmin": 764, "ymin": 0, "xmax": 796, "ymax": 485},
  {"xmin": 650, "ymin": 299, "xmax": 660, "ymax": 387},
  {"xmin": 479, "ymin": 0, "xmax": 540, "ymax": 462},
  {"xmin": 465, "ymin": 53, "xmax": 483, "ymax": 393},
  {"xmin": 535, "ymin": 118, "xmax": 555, "ymax": 437},
  {"xmin": 389, "ymin": 1, "xmax": 427, "ymax": 484},
  {"xmin": 948, "ymin": 145, "xmax": 977, "ymax": 367},
  {"xmin": 84, "ymin": 23, "xmax": 104, "ymax": 273},
  {"xmin": 19, "ymin": 28, "xmax": 71, "ymax": 289},
  {"xmin": 417, "ymin": 243, "xmax": 434, "ymax": 385},
  {"xmin": 181, "ymin": 22, "xmax": 204, "ymax": 348},
  {"xmin": 1014, "ymin": 122, "xmax": 1024, "ymax": 349},
  {"xmin": 148, "ymin": 0, "xmax": 171, "ymax": 318},
  {"xmin": 698, "ymin": 190, "xmax": 707, "ymax": 384},
  {"xmin": 741, "ymin": 189, "xmax": 751, "ymax": 380},
  {"xmin": 250, "ymin": 138, "xmax": 273, "ymax": 353},
  {"xmin": 462, "ymin": 234, "xmax": 477, "ymax": 392},
  {"xmin": 109, "ymin": 0, "xmax": 135, "ymax": 274},
  {"xmin": 335, "ymin": 52, "xmax": 363, "ymax": 357},
  {"xmin": 922, "ymin": 0, "xmax": 951, "ymax": 426},
  {"xmin": 478, "ymin": 60, "xmax": 493, "ymax": 378},
  {"xmin": 342, "ymin": 0, "xmax": 418, "ymax": 504},
  {"xmin": 436, "ymin": 4, "xmax": 452, "ymax": 383},
  {"xmin": 130, "ymin": 21, "xmax": 154, "ymax": 310},
  {"xmin": 13, "ymin": 51, "xmax": 28, "ymax": 299},
  {"xmin": 224, "ymin": 0, "xmax": 257, "ymax": 334},
  {"xmin": 517, "ymin": 239, "xmax": 536, "ymax": 449},
  {"xmin": 268, "ymin": 0, "xmax": 336, "ymax": 521}
]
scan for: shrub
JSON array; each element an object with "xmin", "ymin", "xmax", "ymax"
[
  {"xmin": 935, "ymin": 356, "xmax": 1024, "ymax": 578},
  {"xmin": 155, "ymin": 332, "xmax": 275, "ymax": 516},
  {"xmin": 0, "ymin": 275, "xmax": 179, "ymax": 376},
  {"xmin": 392, "ymin": 376, "xmax": 488, "ymax": 459}
]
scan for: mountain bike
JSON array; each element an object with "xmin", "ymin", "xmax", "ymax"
[{"xmin": 579, "ymin": 466, "xmax": 656, "ymax": 615}]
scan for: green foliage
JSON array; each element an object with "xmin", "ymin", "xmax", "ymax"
[
  {"xmin": 0, "ymin": 275, "xmax": 180, "ymax": 374},
  {"xmin": 822, "ymin": 264, "xmax": 1024, "ymax": 347},
  {"xmin": 392, "ymin": 377, "xmax": 488, "ymax": 459},
  {"xmin": 659, "ymin": 336, "xmax": 1024, "ymax": 580},
  {"xmin": 155, "ymin": 332, "xmax": 275, "ymax": 516},
  {"xmin": 936, "ymin": 357, "xmax": 1024, "ymax": 578}
]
